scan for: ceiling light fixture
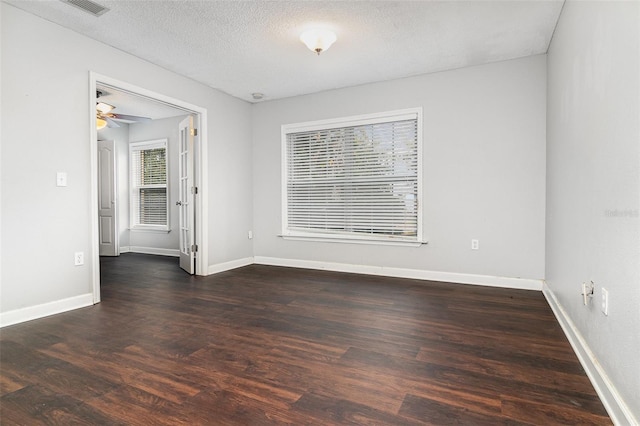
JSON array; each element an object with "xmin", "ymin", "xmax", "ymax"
[
  {"xmin": 96, "ymin": 102, "xmax": 115, "ymax": 114},
  {"xmin": 300, "ymin": 29, "xmax": 337, "ymax": 55},
  {"xmin": 96, "ymin": 101, "xmax": 113, "ymax": 130}
]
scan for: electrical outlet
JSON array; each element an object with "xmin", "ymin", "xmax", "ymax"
[
  {"xmin": 56, "ymin": 172, "xmax": 68, "ymax": 187},
  {"xmin": 471, "ymin": 239, "xmax": 479, "ymax": 250},
  {"xmin": 74, "ymin": 252, "xmax": 84, "ymax": 266},
  {"xmin": 248, "ymin": 230, "xmax": 253, "ymax": 240},
  {"xmin": 601, "ymin": 288, "xmax": 609, "ymax": 316}
]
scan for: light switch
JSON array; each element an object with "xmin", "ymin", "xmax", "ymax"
[{"xmin": 56, "ymin": 172, "xmax": 68, "ymax": 187}]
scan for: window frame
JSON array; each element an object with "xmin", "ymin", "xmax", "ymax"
[
  {"xmin": 281, "ymin": 108, "xmax": 424, "ymax": 246},
  {"xmin": 129, "ymin": 139, "xmax": 170, "ymax": 232}
]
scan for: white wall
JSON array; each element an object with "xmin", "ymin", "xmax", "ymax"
[
  {"xmin": 208, "ymin": 97, "xmax": 254, "ymax": 268},
  {"xmin": 252, "ymin": 55, "xmax": 547, "ymax": 282},
  {"xmin": 0, "ymin": 4, "xmax": 253, "ymax": 315},
  {"xmin": 546, "ymin": 1, "xmax": 640, "ymax": 422}
]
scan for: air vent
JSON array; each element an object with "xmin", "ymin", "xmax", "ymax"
[{"xmin": 61, "ymin": 0, "xmax": 109, "ymax": 17}]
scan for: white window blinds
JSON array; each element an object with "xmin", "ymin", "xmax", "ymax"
[
  {"xmin": 130, "ymin": 140, "xmax": 168, "ymax": 229},
  {"xmin": 283, "ymin": 109, "xmax": 422, "ymax": 243}
]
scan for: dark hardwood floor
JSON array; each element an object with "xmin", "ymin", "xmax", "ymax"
[{"xmin": 1, "ymin": 253, "xmax": 610, "ymax": 425}]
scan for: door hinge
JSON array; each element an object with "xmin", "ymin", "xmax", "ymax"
[
  {"xmin": 190, "ymin": 128, "xmax": 198, "ymax": 136},
  {"xmin": 191, "ymin": 244, "xmax": 198, "ymax": 253},
  {"xmin": 191, "ymin": 186, "xmax": 198, "ymax": 194}
]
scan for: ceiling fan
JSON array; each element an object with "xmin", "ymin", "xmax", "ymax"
[{"xmin": 96, "ymin": 90, "xmax": 151, "ymax": 129}]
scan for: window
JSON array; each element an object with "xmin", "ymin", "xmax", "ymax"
[
  {"xmin": 282, "ymin": 108, "xmax": 423, "ymax": 245},
  {"xmin": 130, "ymin": 139, "xmax": 169, "ymax": 231}
]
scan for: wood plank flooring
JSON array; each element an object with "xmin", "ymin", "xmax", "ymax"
[{"xmin": 1, "ymin": 253, "xmax": 610, "ymax": 425}]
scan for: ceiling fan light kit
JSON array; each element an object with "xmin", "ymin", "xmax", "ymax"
[
  {"xmin": 300, "ymin": 28, "xmax": 336, "ymax": 55},
  {"xmin": 96, "ymin": 101, "xmax": 114, "ymax": 114}
]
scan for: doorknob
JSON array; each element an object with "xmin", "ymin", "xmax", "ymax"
[{"xmin": 176, "ymin": 201, "xmax": 182, "ymax": 206}]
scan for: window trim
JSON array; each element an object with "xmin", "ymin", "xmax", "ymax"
[
  {"xmin": 281, "ymin": 108, "xmax": 424, "ymax": 246},
  {"xmin": 129, "ymin": 139, "xmax": 170, "ymax": 232}
]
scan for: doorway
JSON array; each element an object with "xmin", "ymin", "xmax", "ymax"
[{"xmin": 89, "ymin": 73, "xmax": 209, "ymax": 303}]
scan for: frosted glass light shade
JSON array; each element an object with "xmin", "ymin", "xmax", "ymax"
[
  {"xmin": 300, "ymin": 29, "xmax": 337, "ymax": 55},
  {"xmin": 96, "ymin": 102, "xmax": 114, "ymax": 114}
]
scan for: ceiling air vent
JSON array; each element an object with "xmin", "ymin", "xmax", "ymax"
[{"xmin": 60, "ymin": 0, "xmax": 109, "ymax": 17}]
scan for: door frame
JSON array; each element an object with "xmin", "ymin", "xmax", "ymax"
[{"xmin": 89, "ymin": 72, "xmax": 209, "ymax": 303}]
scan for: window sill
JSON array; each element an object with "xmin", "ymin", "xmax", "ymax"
[
  {"xmin": 280, "ymin": 234, "xmax": 427, "ymax": 247},
  {"xmin": 130, "ymin": 226, "xmax": 171, "ymax": 234}
]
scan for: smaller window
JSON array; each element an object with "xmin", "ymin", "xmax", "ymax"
[{"xmin": 130, "ymin": 139, "xmax": 169, "ymax": 231}]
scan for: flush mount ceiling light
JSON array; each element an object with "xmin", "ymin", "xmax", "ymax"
[
  {"xmin": 300, "ymin": 28, "xmax": 337, "ymax": 55},
  {"xmin": 96, "ymin": 102, "xmax": 114, "ymax": 114}
]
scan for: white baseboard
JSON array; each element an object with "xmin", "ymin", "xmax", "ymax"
[
  {"xmin": 0, "ymin": 293, "xmax": 94, "ymax": 328},
  {"xmin": 207, "ymin": 257, "xmax": 254, "ymax": 275},
  {"xmin": 542, "ymin": 283, "xmax": 637, "ymax": 426},
  {"xmin": 253, "ymin": 256, "xmax": 542, "ymax": 291},
  {"xmin": 120, "ymin": 246, "xmax": 180, "ymax": 257}
]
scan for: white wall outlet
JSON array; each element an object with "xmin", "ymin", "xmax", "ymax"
[
  {"xmin": 248, "ymin": 230, "xmax": 253, "ymax": 240},
  {"xmin": 601, "ymin": 288, "xmax": 609, "ymax": 316},
  {"xmin": 471, "ymin": 239, "xmax": 479, "ymax": 250},
  {"xmin": 74, "ymin": 252, "xmax": 84, "ymax": 266},
  {"xmin": 56, "ymin": 172, "xmax": 68, "ymax": 187}
]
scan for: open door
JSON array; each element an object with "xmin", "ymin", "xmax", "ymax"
[
  {"xmin": 98, "ymin": 140, "xmax": 118, "ymax": 256},
  {"xmin": 178, "ymin": 116, "xmax": 195, "ymax": 274}
]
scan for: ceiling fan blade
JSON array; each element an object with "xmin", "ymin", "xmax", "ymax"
[
  {"xmin": 105, "ymin": 116, "xmax": 121, "ymax": 128},
  {"xmin": 110, "ymin": 113, "xmax": 151, "ymax": 122}
]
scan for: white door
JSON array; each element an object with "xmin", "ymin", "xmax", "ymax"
[
  {"xmin": 98, "ymin": 140, "xmax": 118, "ymax": 256},
  {"xmin": 178, "ymin": 116, "xmax": 195, "ymax": 274}
]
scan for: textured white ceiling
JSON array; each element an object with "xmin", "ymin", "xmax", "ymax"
[{"xmin": 6, "ymin": 0, "xmax": 564, "ymax": 103}]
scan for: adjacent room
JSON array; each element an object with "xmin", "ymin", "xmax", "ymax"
[{"xmin": 1, "ymin": 0, "xmax": 638, "ymax": 424}]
